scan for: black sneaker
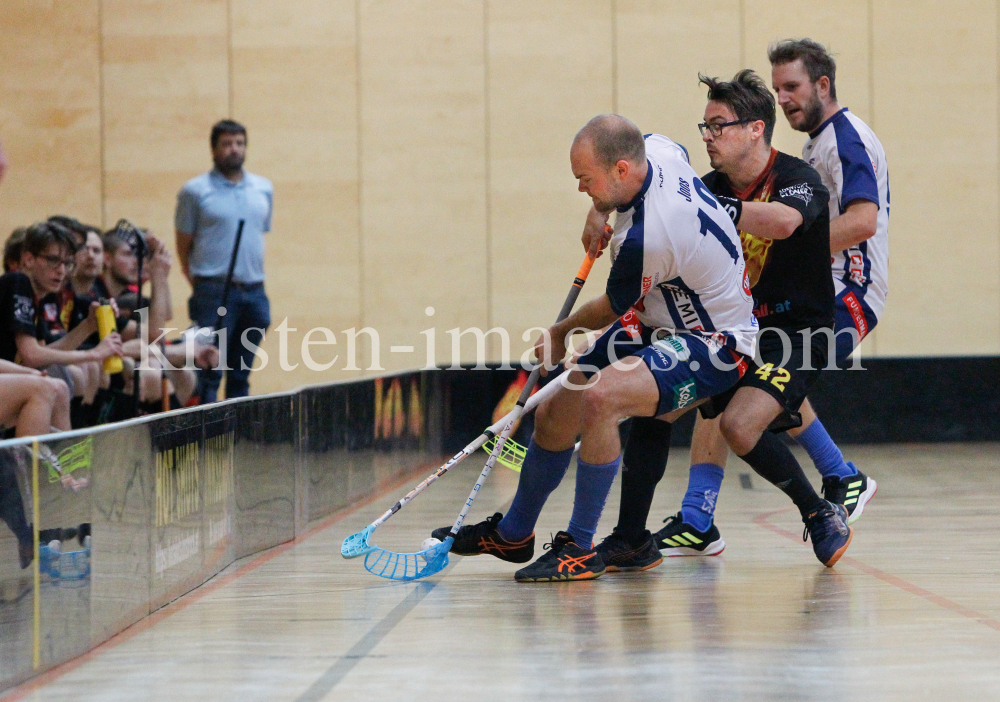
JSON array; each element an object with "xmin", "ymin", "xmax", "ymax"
[
  {"xmin": 653, "ymin": 513, "xmax": 725, "ymax": 557},
  {"xmin": 514, "ymin": 532, "xmax": 605, "ymax": 583},
  {"xmin": 38, "ymin": 527, "xmax": 77, "ymax": 544},
  {"xmin": 822, "ymin": 465, "xmax": 877, "ymax": 525},
  {"xmin": 595, "ymin": 529, "xmax": 663, "ymax": 572},
  {"xmin": 803, "ymin": 502, "xmax": 853, "ymax": 567},
  {"xmin": 430, "ymin": 512, "xmax": 534, "ymax": 563}
]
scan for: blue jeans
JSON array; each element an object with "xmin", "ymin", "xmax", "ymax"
[{"xmin": 189, "ymin": 279, "xmax": 271, "ymax": 402}]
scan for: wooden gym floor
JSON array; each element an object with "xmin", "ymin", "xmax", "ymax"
[{"xmin": 3, "ymin": 442, "xmax": 999, "ymax": 701}]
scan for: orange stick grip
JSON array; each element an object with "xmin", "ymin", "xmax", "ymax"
[{"xmin": 575, "ymin": 254, "xmax": 596, "ymax": 284}]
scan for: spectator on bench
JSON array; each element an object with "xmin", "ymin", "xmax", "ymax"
[
  {"xmin": 0, "ymin": 223, "xmax": 122, "ymax": 423},
  {"xmin": 104, "ymin": 228, "xmax": 216, "ymax": 412}
]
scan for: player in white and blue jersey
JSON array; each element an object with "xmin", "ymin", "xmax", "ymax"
[{"xmin": 770, "ymin": 38, "xmax": 886, "ymax": 521}]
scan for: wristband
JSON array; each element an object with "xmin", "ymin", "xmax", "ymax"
[{"xmin": 716, "ymin": 195, "xmax": 742, "ymax": 225}]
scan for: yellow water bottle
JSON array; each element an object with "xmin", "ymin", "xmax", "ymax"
[{"xmin": 95, "ymin": 299, "xmax": 123, "ymax": 374}]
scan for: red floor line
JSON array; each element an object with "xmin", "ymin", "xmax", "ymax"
[
  {"xmin": 752, "ymin": 508, "xmax": 1000, "ymax": 633},
  {"xmin": 0, "ymin": 458, "xmax": 443, "ymax": 702}
]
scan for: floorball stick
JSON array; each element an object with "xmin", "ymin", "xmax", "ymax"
[
  {"xmin": 363, "ymin": 253, "xmax": 597, "ymax": 581},
  {"xmin": 341, "ymin": 374, "xmax": 565, "ymax": 560}
]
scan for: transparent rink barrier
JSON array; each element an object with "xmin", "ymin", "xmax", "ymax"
[{"xmin": 0, "ymin": 370, "xmax": 445, "ymax": 691}]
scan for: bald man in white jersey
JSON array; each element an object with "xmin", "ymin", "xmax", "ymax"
[{"xmin": 769, "ymin": 38, "xmax": 886, "ymax": 520}]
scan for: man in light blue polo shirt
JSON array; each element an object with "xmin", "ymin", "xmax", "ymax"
[{"xmin": 175, "ymin": 119, "xmax": 272, "ymax": 402}]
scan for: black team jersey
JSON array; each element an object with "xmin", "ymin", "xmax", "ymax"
[
  {"xmin": 0, "ymin": 272, "xmax": 90, "ymax": 363},
  {"xmin": 703, "ymin": 149, "xmax": 834, "ymax": 331}
]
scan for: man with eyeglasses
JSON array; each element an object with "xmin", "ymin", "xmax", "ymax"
[
  {"xmin": 586, "ymin": 70, "xmax": 853, "ymax": 568},
  {"xmin": 0, "ymin": 222, "xmax": 122, "ymax": 419}
]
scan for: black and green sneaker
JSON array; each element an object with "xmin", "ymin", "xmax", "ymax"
[
  {"xmin": 430, "ymin": 512, "xmax": 534, "ymax": 563},
  {"xmin": 822, "ymin": 465, "xmax": 877, "ymax": 525},
  {"xmin": 514, "ymin": 531, "xmax": 605, "ymax": 583},
  {"xmin": 653, "ymin": 513, "xmax": 726, "ymax": 557},
  {"xmin": 595, "ymin": 529, "xmax": 663, "ymax": 572}
]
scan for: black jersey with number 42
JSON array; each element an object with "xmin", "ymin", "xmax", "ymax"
[{"xmin": 702, "ymin": 149, "xmax": 834, "ymax": 331}]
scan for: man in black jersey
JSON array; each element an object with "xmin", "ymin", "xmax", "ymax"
[{"xmin": 590, "ymin": 70, "xmax": 852, "ymax": 568}]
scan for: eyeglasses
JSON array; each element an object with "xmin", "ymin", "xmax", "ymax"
[
  {"xmin": 698, "ymin": 119, "xmax": 752, "ymax": 138},
  {"xmin": 37, "ymin": 254, "xmax": 76, "ymax": 272}
]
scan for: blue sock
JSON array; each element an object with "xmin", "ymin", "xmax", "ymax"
[
  {"xmin": 567, "ymin": 456, "xmax": 621, "ymax": 548},
  {"xmin": 681, "ymin": 463, "xmax": 725, "ymax": 531},
  {"xmin": 497, "ymin": 439, "xmax": 575, "ymax": 542},
  {"xmin": 794, "ymin": 419, "xmax": 857, "ymax": 479}
]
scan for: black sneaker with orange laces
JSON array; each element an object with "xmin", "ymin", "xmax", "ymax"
[
  {"xmin": 596, "ymin": 529, "xmax": 663, "ymax": 572},
  {"xmin": 430, "ymin": 512, "xmax": 534, "ymax": 563},
  {"xmin": 514, "ymin": 531, "xmax": 605, "ymax": 583}
]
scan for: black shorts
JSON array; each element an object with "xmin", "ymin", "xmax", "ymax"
[{"xmin": 699, "ymin": 328, "xmax": 829, "ymax": 432}]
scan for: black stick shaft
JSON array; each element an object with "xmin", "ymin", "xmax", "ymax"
[{"xmin": 214, "ymin": 219, "xmax": 245, "ymax": 331}]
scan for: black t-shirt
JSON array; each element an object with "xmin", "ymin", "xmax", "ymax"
[
  {"xmin": 0, "ymin": 272, "xmax": 93, "ymax": 363},
  {"xmin": 0, "ymin": 272, "xmax": 39, "ymax": 362},
  {"xmin": 703, "ymin": 149, "xmax": 835, "ymax": 331}
]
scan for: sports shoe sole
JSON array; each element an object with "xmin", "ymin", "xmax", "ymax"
[
  {"xmin": 820, "ymin": 527, "xmax": 853, "ymax": 567},
  {"xmin": 846, "ymin": 478, "xmax": 878, "ymax": 525},
  {"xmin": 660, "ymin": 538, "xmax": 726, "ymax": 558},
  {"xmin": 515, "ymin": 568, "xmax": 606, "ymax": 583},
  {"xmin": 604, "ymin": 556, "xmax": 664, "ymax": 573}
]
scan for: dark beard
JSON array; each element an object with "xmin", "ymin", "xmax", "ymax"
[
  {"xmin": 111, "ymin": 269, "xmax": 135, "ymax": 289},
  {"xmin": 797, "ymin": 94, "xmax": 826, "ymax": 133},
  {"xmin": 214, "ymin": 153, "xmax": 245, "ymax": 176}
]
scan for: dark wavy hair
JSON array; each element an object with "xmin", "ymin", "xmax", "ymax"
[
  {"xmin": 768, "ymin": 38, "xmax": 837, "ymax": 101},
  {"xmin": 22, "ymin": 221, "xmax": 78, "ymax": 258},
  {"xmin": 699, "ymin": 69, "xmax": 776, "ymax": 145}
]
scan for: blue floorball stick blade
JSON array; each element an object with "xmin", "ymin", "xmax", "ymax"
[
  {"xmin": 363, "ymin": 537, "xmax": 453, "ymax": 582},
  {"xmin": 341, "ymin": 525, "xmax": 376, "ymax": 559}
]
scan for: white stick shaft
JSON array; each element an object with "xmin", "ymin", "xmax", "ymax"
[
  {"xmin": 450, "ymin": 404, "xmax": 524, "ymax": 534},
  {"xmin": 368, "ymin": 374, "xmax": 563, "ymax": 530}
]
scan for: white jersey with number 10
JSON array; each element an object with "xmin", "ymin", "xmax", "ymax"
[{"xmin": 606, "ymin": 134, "xmax": 758, "ymax": 357}]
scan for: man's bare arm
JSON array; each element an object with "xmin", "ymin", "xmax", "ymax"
[
  {"xmin": 534, "ymin": 294, "xmax": 620, "ymax": 368},
  {"xmin": 15, "ymin": 332, "xmax": 120, "ymax": 368},
  {"xmin": 737, "ymin": 201, "xmax": 803, "ymax": 241},
  {"xmin": 175, "ymin": 230, "xmax": 194, "ymax": 286},
  {"xmin": 829, "ymin": 200, "xmax": 878, "ymax": 251},
  {"xmin": 46, "ymin": 313, "xmax": 99, "ymax": 352},
  {"xmin": 146, "ymin": 235, "xmax": 173, "ymax": 337},
  {"xmin": 581, "ymin": 206, "xmax": 613, "ymax": 259}
]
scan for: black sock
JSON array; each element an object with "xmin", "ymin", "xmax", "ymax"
[
  {"xmin": 738, "ymin": 432, "xmax": 825, "ymax": 519},
  {"xmin": 0, "ymin": 459, "xmax": 32, "ymax": 545},
  {"xmin": 616, "ymin": 418, "xmax": 672, "ymax": 541},
  {"xmin": 69, "ymin": 396, "xmax": 87, "ymax": 429}
]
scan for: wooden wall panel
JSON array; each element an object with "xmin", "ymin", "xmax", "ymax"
[
  {"xmin": 101, "ymin": 0, "xmax": 230, "ymax": 374},
  {"xmin": 0, "ymin": 1, "xmax": 101, "ymax": 232},
  {"xmin": 615, "ymin": 0, "xmax": 742, "ymax": 179},
  {"xmin": 231, "ymin": 0, "xmax": 360, "ymax": 392},
  {"xmin": 872, "ymin": 0, "xmax": 1000, "ymax": 355},
  {"xmin": 488, "ymin": 0, "xmax": 614, "ymax": 362},
  {"xmin": 359, "ymin": 0, "xmax": 488, "ymax": 371}
]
